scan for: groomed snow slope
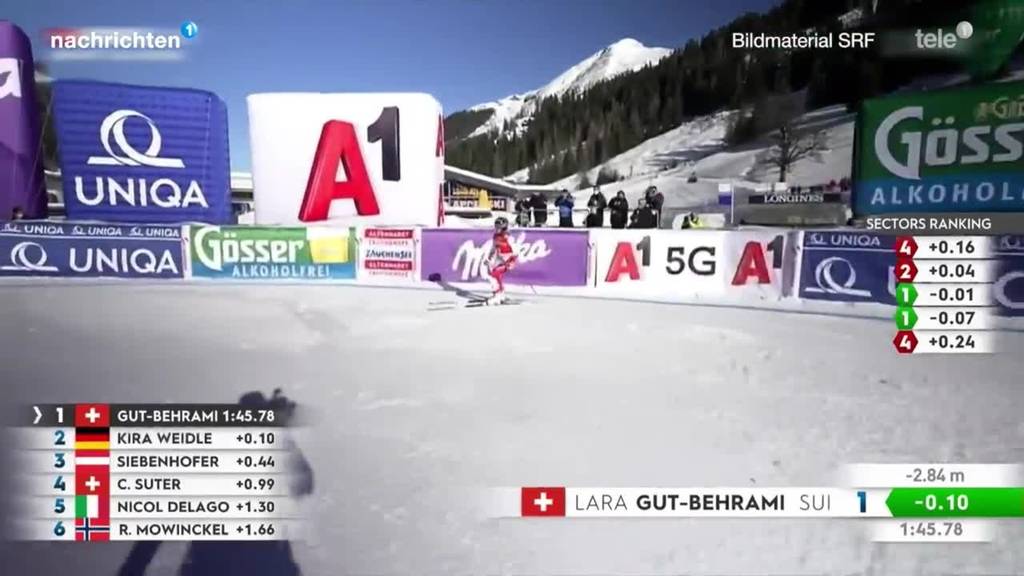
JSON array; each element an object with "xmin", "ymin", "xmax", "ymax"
[{"xmin": 1, "ymin": 284, "xmax": 1022, "ymax": 575}]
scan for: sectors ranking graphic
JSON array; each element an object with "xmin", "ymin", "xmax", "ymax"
[
  {"xmin": 8, "ymin": 403, "xmax": 306, "ymax": 541},
  {"xmin": 892, "ymin": 235, "xmax": 997, "ymax": 354}
]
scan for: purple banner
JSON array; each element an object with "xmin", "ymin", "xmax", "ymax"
[
  {"xmin": 0, "ymin": 21, "xmax": 46, "ymax": 220},
  {"xmin": 421, "ymin": 228, "xmax": 589, "ymax": 286}
]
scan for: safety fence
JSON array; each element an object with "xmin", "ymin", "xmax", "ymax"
[{"xmin": 0, "ymin": 221, "xmax": 1020, "ymax": 318}]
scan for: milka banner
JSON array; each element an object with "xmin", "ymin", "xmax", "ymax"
[
  {"xmin": 0, "ymin": 21, "xmax": 46, "ymax": 220},
  {"xmin": 420, "ymin": 229, "xmax": 589, "ymax": 287}
]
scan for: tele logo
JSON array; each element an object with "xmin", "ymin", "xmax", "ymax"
[
  {"xmin": 87, "ymin": 109, "xmax": 185, "ymax": 168},
  {"xmin": 915, "ymin": 21, "xmax": 973, "ymax": 50}
]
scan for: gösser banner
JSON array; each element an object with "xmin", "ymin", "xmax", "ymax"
[
  {"xmin": 420, "ymin": 229, "xmax": 588, "ymax": 287},
  {"xmin": 359, "ymin": 228, "xmax": 416, "ymax": 281},
  {"xmin": 187, "ymin": 225, "xmax": 356, "ymax": 281},
  {"xmin": 798, "ymin": 231, "xmax": 896, "ymax": 305},
  {"xmin": 52, "ymin": 80, "xmax": 232, "ymax": 224},
  {"xmin": 0, "ymin": 222, "xmax": 183, "ymax": 279},
  {"xmin": 994, "ymin": 235, "xmax": 1024, "ymax": 317},
  {"xmin": 854, "ymin": 80, "xmax": 1024, "ymax": 215},
  {"xmin": 0, "ymin": 21, "xmax": 46, "ymax": 220}
]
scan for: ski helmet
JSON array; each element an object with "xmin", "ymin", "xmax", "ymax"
[{"xmin": 494, "ymin": 216, "xmax": 509, "ymax": 231}]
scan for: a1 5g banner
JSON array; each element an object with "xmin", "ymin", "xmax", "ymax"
[
  {"xmin": 0, "ymin": 221, "xmax": 183, "ymax": 278},
  {"xmin": 0, "ymin": 21, "xmax": 46, "ymax": 220},
  {"xmin": 53, "ymin": 80, "xmax": 232, "ymax": 224},
  {"xmin": 187, "ymin": 225, "xmax": 356, "ymax": 280},
  {"xmin": 854, "ymin": 80, "xmax": 1024, "ymax": 215},
  {"xmin": 798, "ymin": 231, "xmax": 896, "ymax": 305},
  {"xmin": 420, "ymin": 229, "xmax": 588, "ymax": 286}
]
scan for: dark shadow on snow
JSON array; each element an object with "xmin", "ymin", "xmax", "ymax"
[{"xmin": 117, "ymin": 390, "xmax": 313, "ymax": 576}]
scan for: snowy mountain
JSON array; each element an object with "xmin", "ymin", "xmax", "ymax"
[{"xmin": 465, "ymin": 38, "xmax": 671, "ymax": 139}]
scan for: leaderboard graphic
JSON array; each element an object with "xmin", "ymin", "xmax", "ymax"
[
  {"xmin": 500, "ymin": 464, "xmax": 1024, "ymax": 543},
  {"xmin": 9, "ymin": 403, "xmax": 304, "ymax": 541},
  {"xmin": 891, "ymin": 235, "xmax": 999, "ymax": 354}
]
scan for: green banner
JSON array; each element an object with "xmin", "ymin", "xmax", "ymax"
[
  {"xmin": 188, "ymin": 225, "xmax": 356, "ymax": 280},
  {"xmin": 854, "ymin": 80, "xmax": 1024, "ymax": 215}
]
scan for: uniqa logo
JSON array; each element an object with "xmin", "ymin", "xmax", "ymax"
[
  {"xmin": 87, "ymin": 110, "xmax": 185, "ymax": 168},
  {"xmin": 451, "ymin": 232, "xmax": 552, "ymax": 280},
  {"xmin": 76, "ymin": 109, "xmax": 207, "ymax": 210},
  {"xmin": 804, "ymin": 257, "xmax": 896, "ymax": 299},
  {"xmin": 70, "ymin": 247, "xmax": 179, "ymax": 275},
  {"xmin": 994, "ymin": 271, "xmax": 1024, "ymax": 310},
  {"xmin": 874, "ymin": 105, "xmax": 1024, "ymax": 180},
  {"xmin": 193, "ymin": 226, "xmax": 306, "ymax": 272},
  {"xmin": 999, "ymin": 235, "xmax": 1024, "ymax": 253},
  {"xmin": 0, "ymin": 58, "xmax": 22, "ymax": 100},
  {"xmin": 1, "ymin": 242, "xmax": 58, "ymax": 272}
]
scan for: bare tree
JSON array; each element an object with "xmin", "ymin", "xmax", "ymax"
[{"xmin": 764, "ymin": 123, "xmax": 826, "ymax": 183}]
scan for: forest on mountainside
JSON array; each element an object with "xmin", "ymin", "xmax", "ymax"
[{"xmin": 445, "ymin": 0, "xmax": 994, "ymax": 184}]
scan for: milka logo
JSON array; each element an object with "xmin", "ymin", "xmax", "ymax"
[
  {"xmin": 875, "ymin": 105, "xmax": 1024, "ymax": 179},
  {"xmin": 0, "ymin": 58, "xmax": 22, "ymax": 100},
  {"xmin": 451, "ymin": 232, "xmax": 551, "ymax": 280},
  {"xmin": 87, "ymin": 109, "xmax": 185, "ymax": 168}
]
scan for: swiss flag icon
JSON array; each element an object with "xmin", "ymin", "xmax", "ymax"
[
  {"xmin": 74, "ymin": 404, "xmax": 110, "ymax": 428},
  {"xmin": 521, "ymin": 486, "xmax": 566, "ymax": 517}
]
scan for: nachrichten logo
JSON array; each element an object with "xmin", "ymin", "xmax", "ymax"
[{"xmin": 87, "ymin": 109, "xmax": 185, "ymax": 168}]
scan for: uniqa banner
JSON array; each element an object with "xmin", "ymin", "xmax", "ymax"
[
  {"xmin": 0, "ymin": 21, "xmax": 46, "ymax": 220},
  {"xmin": 993, "ymin": 235, "xmax": 1024, "ymax": 317},
  {"xmin": 798, "ymin": 231, "xmax": 896, "ymax": 304},
  {"xmin": 0, "ymin": 221, "xmax": 183, "ymax": 278},
  {"xmin": 420, "ymin": 228, "xmax": 588, "ymax": 286},
  {"xmin": 187, "ymin": 225, "xmax": 356, "ymax": 280},
  {"xmin": 52, "ymin": 80, "xmax": 232, "ymax": 223}
]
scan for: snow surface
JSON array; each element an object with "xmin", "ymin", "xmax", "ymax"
[
  {"xmin": 1, "ymin": 282, "xmax": 1023, "ymax": 575},
  {"xmin": 467, "ymin": 39, "xmax": 671, "ymax": 139},
  {"xmin": 542, "ymin": 103, "xmax": 857, "ymax": 219}
]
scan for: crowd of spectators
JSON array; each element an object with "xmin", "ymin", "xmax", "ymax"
[{"xmin": 510, "ymin": 185, "xmax": 666, "ymax": 229}]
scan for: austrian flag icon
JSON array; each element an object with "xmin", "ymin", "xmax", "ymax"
[{"xmin": 521, "ymin": 486, "xmax": 566, "ymax": 517}]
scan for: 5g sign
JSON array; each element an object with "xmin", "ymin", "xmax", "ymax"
[
  {"xmin": 248, "ymin": 93, "xmax": 444, "ymax": 226},
  {"xmin": 595, "ymin": 230, "xmax": 724, "ymax": 296}
]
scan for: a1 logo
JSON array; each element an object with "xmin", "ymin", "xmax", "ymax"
[
  {"xmin": 731, "ymin": 235, "xmax": 784, "ymax": 285},
  {"xmin": 247, "ymin": 93, "xmax": 444, "ymax": 226}
]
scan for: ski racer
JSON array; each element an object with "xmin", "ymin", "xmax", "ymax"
[{"xmin": 486, "ymin": 217, "xmax": 518, "ymax": 304}]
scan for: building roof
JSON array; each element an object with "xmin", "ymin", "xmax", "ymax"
[{"xmin": 443, "ymin": 165, "xmax": 558, "ymax": 196}]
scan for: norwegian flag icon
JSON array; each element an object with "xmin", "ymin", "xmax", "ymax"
[{"xmin": 521, "ymin": 486, "xmax": 566, "ymax": 517}]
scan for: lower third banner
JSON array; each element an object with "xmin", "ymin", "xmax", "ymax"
[{"xmin": 0, "ymin": 222, "xmax": 183, "ymax": 279}]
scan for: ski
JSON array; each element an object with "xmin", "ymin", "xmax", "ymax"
[{"xmin": 427, "ymin": 298, "xmax": 526, "ymax": 311}]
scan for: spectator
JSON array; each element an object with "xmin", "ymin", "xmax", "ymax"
[
  {"xmin": 554, "ymin": 189, "xmax": 574, "ymax": 228},
  {"xmin": 608, "ymin": 191, "xmax": 629, "ymax": 229},
  {"xmin": 11, "ymin": 206, "xmax": 24, "ymax": 221},
  {"xmin": 628, "ymin": 198, "xmax": 657, "ymax": 229},
  {"xmin": 679, "ymin": 212, "xmax": 703, "ymax": 229},
  {"xmin": 587, "ymin": 187, "xmax": 607, "ymax": 227},
  {"xmin": 514, "ymin": 195, "xmax": 532, "ymax": 227},
  {"xmin": 645, "ymin": 185, "xmax": 665, "ymax": 225},
  {"xmin": 530, "ymin": 191, "xmax": 548, "ymax": 227},
  {"xmin": 585, "ymin": 205, "xmax": 602, "ymax": 228}
]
